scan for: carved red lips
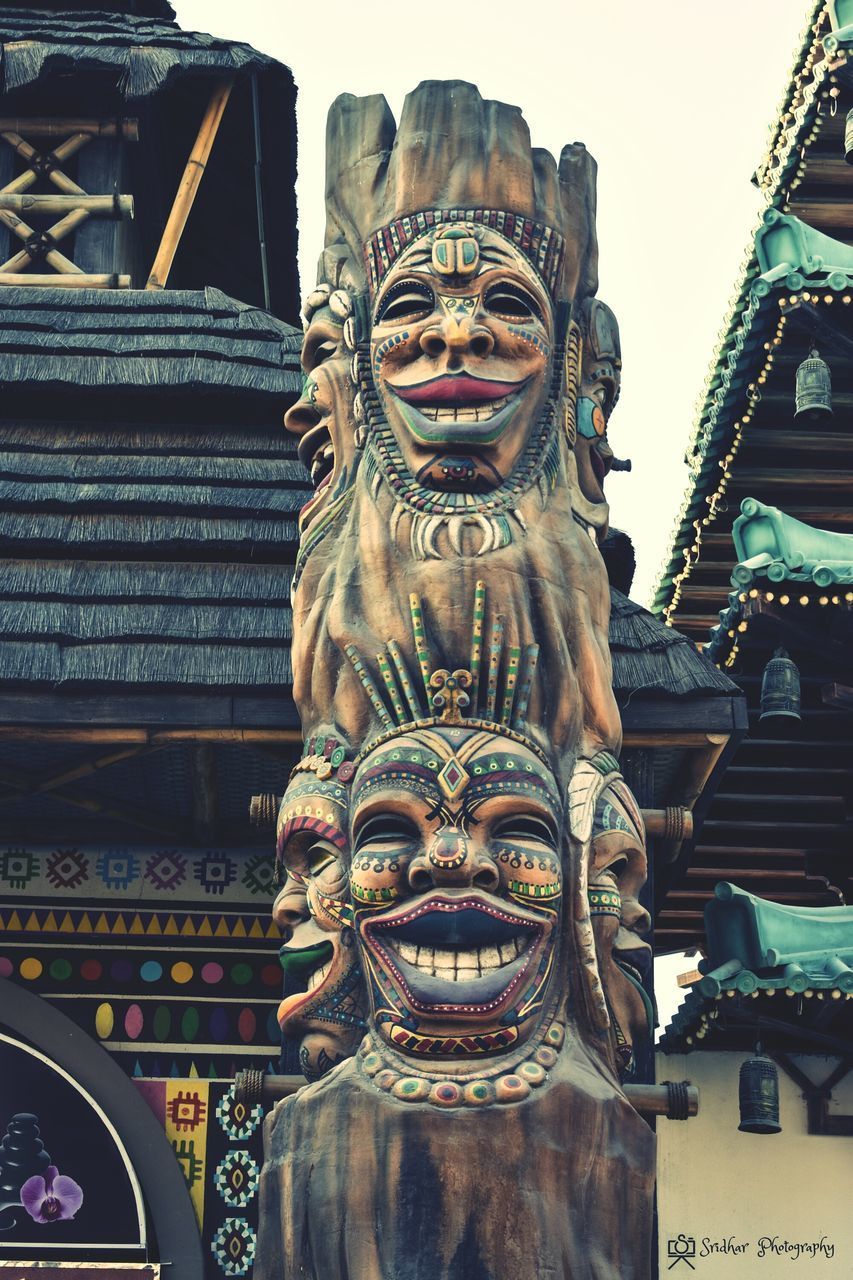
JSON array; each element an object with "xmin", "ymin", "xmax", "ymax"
[{"xmin": 392, "ymin": 374, "xmax": 525, "ymax": 406}]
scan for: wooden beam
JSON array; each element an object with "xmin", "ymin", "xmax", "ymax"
[
  {"xmin": 742, "ymin": 429, "xmax": 853, "ymax": 454},
  {"xmin": 788, "ymin": 198, "xmax": 853, "ymax": 230},
  {"xmin": 795, "ymin": 154, "xmax": 853, "ymax": 184},
  {"xmin": 0, "ymin": 117, "xmax": 138, "ymax": 140},
  {"xmin": 190, "ymin": 742, "xmax": 218, "ymax": 844},
  {"xmin": 146, "ymin": 77, "xmax": 233, "ymax": 290},
  {"xmin": 0, "ymin": 692, "xmax": 302, "ymax": 728},
  {"xmin": 0, "ymin": 725, "xmax": 303, "ymax": 744},
  {"xmin": 0, "ymin": 194, "xmax": 133, "ymax": 217},
  {"xmin": 0, "ymin": 272, "xmax": 131, "ymax": 287},
  {"xmin": 622, "ymin": 731, "xmax": 729, "ymax": 748},
  {"xmin": 642, "ymin": 808, "xmax": 694, "ymax": 840},
  {"xmin": 823, "ymin": 682, "xmax": 853, "ymax": 710},
  {"xmin": 729, "ymin": 468, "xmax": 853, "ymax": 489}
]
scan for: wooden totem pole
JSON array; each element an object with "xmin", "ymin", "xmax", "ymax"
[{"xmin": 257, "ymin": 82, "xmax": 655, "ymax": 1279}]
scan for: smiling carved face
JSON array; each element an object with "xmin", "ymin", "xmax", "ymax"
[
  {"xmin": 275, "ymin": 772, "xmax": 366, "ymax": 1080},
  {"xmin": 370, "ymin": 224, "xmax": 554, "ymax": 492},
  {"xmin": 349, "ymin": 725, "xmax": 563, "ymax": 1064}
]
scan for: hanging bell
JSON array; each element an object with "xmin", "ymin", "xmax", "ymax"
[
  {"xmin": 738, "ymin": 1054, "xmax": 781, "ymax": 1134},
  {"xmin": 794, "ymin": 347, "xmax": 832, "ymax": 420},
  {"xmin": 759, "ymin": 648, "xmax": 801, "ymax": 725},
  {"xmin": 845, "ymin": 107, "xmax": 853, "ymax": 165}
]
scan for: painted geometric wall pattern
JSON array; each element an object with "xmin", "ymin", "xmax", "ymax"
[
  {"xmin": 1, "ymin": 845, "xmax": 276, "ymax": 905},
  {"xmin": 135, "ymin": 1079, "xmax": 265, "ymax": 1280}
]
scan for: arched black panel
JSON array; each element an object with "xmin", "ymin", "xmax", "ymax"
[{"xmin": 0, "ymin": 977, "xmax": 203, "ymax": 1280}]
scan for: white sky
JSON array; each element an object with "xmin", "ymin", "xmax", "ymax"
[{"xmin": 176, "ymin": 0, "xmax": 813, "ymax": 603}]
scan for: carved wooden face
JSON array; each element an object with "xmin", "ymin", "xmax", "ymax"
[
  {"xmin": 275, "ymin": 773, "xmax": 365, "ymax": 1080},
  {"xmin": 284, "ymin": 302, "xmax": 357, "ymax": 535},
  {"xmin": 370, "ymin": 225, "xmax": 554, "ymax": 492},
  {"xmin": 349, "ymin": 726, "xmax": 563, "ymax": 1061},
  {"xmin": 589, "ymin": 780, "xmax": 652, "ymax": 1072},
  {"xmin": 574, "ymin": 352, "xmax": 618, "ymax": 512}
]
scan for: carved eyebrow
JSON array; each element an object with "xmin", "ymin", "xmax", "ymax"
[
  {"xmin": 478, "ymin": 244, "xmax": 516, "ymax": 265},
  {"xmin": 398, "ymin": 248, "xmax": 433, "ymax": 267}
]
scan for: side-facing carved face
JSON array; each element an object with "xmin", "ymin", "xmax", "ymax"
[
  {"xmin": 275, "ymin": 771, "xmax": 365, "ymax": 1080},
  {"xmin": 370, "ymin": 225, "xmax": 554, "ymax": 492},
  {"xmin": 589, "ymin": 778, "xmax": 653, "ymax": 1074},
  {"xmin": 349, "ymin": 725, "xmax": 563, "ymax": 1064},
  {"xmin": 285, "ymin": 292, "xmax": 358, "ymax": 535},
  {"xmin": 572, "ymin": 299, "xmax": 622, "ymax": 524}
]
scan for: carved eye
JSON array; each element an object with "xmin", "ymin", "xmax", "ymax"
[
  {"xmin": 492, "ymin": 815, "xmax": 556, "ymax": 847},
  {"xmin": 303, "ymin": 337, "xmax": 338, "ymax": 372},
  {"xmin": 307, "ymin": 842, "xmax": 339, "ymax": 876},
  {"xmin": 308, "ymin": 845, "xmax": 348, "ymax": 897},
  {"xmin": 354, "ymin": 813, "xmax": 419, "ymax": 852},
  {"xmin": 376, "ymin": 279, "xmax": 435, "ymax": 325},
  {"xmin": 484, "ymin": 282, "xmax": 542, "ymax": 323}
]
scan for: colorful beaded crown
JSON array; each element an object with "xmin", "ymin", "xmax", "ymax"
[{"xmin": 345, "ymin": 581, "xmax": 547, "ymax": 767}]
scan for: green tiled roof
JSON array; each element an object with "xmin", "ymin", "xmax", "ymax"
[
  {"xmin": 704, "ymin": 498, "xmax": 853, "ymax": 662},
  {"xmin": 659, "ymin": 881, "xmax": 853, "ymax": 1050}
]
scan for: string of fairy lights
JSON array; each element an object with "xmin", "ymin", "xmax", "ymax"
[
  {"xmin": 719, "ymin": 584, "xmax": 853, "ymax": 671},
  {"xmin": 662, "ymin": 304, "xmax": 790, "ymax": 627},
  {"xmin": 655, "ymin": 5, "xmax": 853, "ymax": 626}
]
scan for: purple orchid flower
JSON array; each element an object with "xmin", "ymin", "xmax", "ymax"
[{"xmin": 20, "ymin": 1165, "xmax": 83, "ymax": 1223}]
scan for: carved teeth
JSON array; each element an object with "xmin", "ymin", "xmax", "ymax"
[
  {"xmin": 416, "ymin": 397, "xmax": 509, "ymax": 423},
  {"xmin": 383, "ymin": 936, "xmax": 530, "ymax": 979}
]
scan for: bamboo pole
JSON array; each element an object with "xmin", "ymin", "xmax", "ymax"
[
  {"xmin": 0, "ymin": 117, "xmax": 139, "ymax": 140},
  {"xmin": 0, "ymin": 726, "xmax": 303, "ymax": 743},
  {"xmin": 146, "ymin": 77, "xmax": 233, "ymax": 290},
  {"xmin": 36, "ymin": 745, "xmax": 151, "ymax": 793},
  {"xmin": 0, "ymin": 272, "xmax": 131, "ymax": 287},
  {"xmin": 642, "ymin": 807, "xmax": 694, "ymax": 840},
  {"xmin": 1, "ymin": 131, "xmax": 91, "ymax": 195},
  {"xmin": 0, "ymin": 195, "xmax": 82, "ymax": 273},
  {"xmin": 0, "ymin": 194, "xmax": 133, "ymax": 217},
  {"xmin": 622, "ymin": 731, "xmax": 729, "ymax": 749}
]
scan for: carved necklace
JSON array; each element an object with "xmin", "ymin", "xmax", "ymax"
[
  {"xmin": 356, "ymin": 1011, "xmax": 566, "ymax": 1108},
  {"xmin": 357, "ymin": 343, "xmax": 565, "ymax": 560}
]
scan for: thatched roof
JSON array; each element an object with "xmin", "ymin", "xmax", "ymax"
[
  {"xmin": 0, "ymin": 287, "xmax": 302, "ymax": 394},
  {"xmin": 609, "ymin": 590, "xmax": 737, "ymax": 701},
  {"xmin": 0, "ymin": 5, "xmax": 277, "ymax": 99}
]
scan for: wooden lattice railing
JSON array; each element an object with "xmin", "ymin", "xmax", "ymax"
[{"xmin": 0, "ymin": 117, "xmax": 137, "ymax": 288}]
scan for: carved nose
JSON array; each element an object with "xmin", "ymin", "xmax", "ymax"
[
  {"xmin": 621, "ymin": 896, "xmax": 652, "ymax": 936},
  {"xmin": 407, "ymin": 832, "xmax": 500, "ymax": 893},
  {"xmin": 419, "ymin": 319, "xmax": 494, "ymax": 361},
  {"xmin": 284, "ymin": 397, "xmax": 322, "ymax": 440}
]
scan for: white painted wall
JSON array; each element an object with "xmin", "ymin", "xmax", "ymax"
[{"xmin": 656, "ymin": 1051, "xmax": 853, "ymax": 1278}]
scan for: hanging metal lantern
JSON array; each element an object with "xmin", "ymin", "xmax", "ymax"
[
  {"xmin": 759, "ymin": 648, "xmax": 801, "ymax": 725},
  {"xmin": 738, "ymin": 1054, "xmax": 781, "ymax": 1134},
  {"xmin": 845, "ymin": 107, "xmax": 853, "ymax": 165},
  {"xmin": 794, "ymin": 347, "xmax": 832, "ymax": 420}
]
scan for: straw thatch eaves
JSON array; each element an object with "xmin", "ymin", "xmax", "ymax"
[
  {"xmin": 0, "ymin": 283, "xmax": 308, "ymax": 693},
  {"xmin": 609, "ymin": 590, "xmax": 736, "ymax": 701},
  {"xmin": 0, "ymin": 5, "xmax": 277, "ymax": 100},
  {"xmin": 0, "ymin": 286, "xmax": 302, "ymax": 393}
]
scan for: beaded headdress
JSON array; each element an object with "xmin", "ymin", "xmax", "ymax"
[
  {"xmin": 345, "ymin": 580, "xmax": 545, "ymax": 768},
  {"xmin": 322, "ymin": 81, "xmax": 599, "ymax": 306}
]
